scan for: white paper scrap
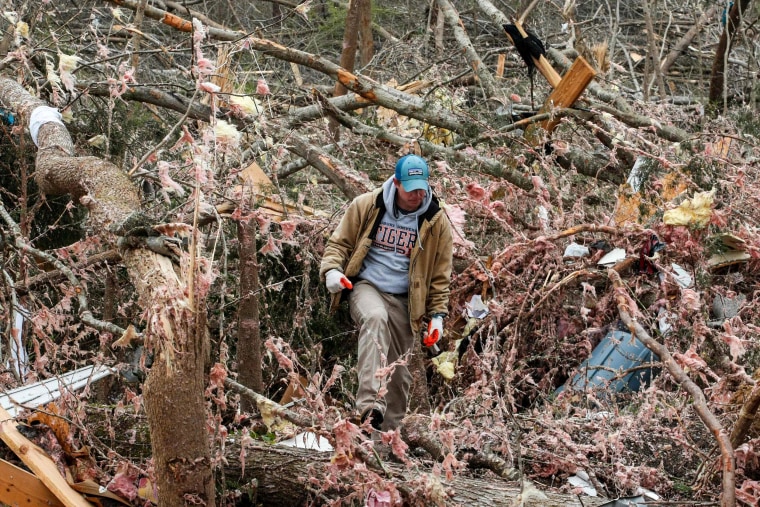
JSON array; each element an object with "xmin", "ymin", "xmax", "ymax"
[
  {"xmin": 279, "ymin": 431, "xmax": 334, "ymax": 452},
  {"xmin": 597, "ymin": 248, "xmax": 626, "ymax": 266}
]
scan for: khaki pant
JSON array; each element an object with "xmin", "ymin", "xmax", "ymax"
[{"xmin": 349, "ymin": 280, "xmax": 414, "ymax": 430}]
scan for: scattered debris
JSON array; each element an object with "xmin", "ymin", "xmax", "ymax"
[
  {"xmin": 278, "ymin": 431, "xmax": 333, "ymax": 452},
  {"xmin": 657, "ymin": 307, "xmax": 675, "ymax": 336},
  {"xmin": 707, "ymin": 232, "xmax": 751, "ymax": 270},
  {"xmin": 626, "ymin": 157, "xmax": 646, "ymax": 192},
  {"xmin": 712, "ymin": 293, "xmax": 746, "ymax": 323},
  {"xmin": 662, "ymin": 189, "xmax": 715, "ymax": 227},
  {"xmin": 568, "ymin": 469, "xmax": 597, "ymax": 496},
  {"xmin": 0, "ymin": 405, "xmax": 93, "ymax": 507},
  {"xmin": 597, "ymin": 248, "xmax": 626, "ymax": 267},
  {"xmin": 670, "ymin": 263, "xmax": 692, "ymax": 288},
  {"xmin": 0, "ymin": 458, "xmax": 65, "ymax": 507},
  {"xmin": 465, "ymin": 294, "xmax": 489, "ymax": 319},
  {"xmin": 563, "ymin": 242, "xmax": 590, "ymax": 259},
  {"xmin": 599, "ymin": 488, "xmax": 661, "ymax": 506},
  {"xmin": 708, "ymin": 250, "xmax": 752, "ymax": 269}
]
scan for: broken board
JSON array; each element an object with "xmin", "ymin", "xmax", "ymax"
[
  {"xmin": 0, "ymin": 457, "xmax": 65, "ymax": 507},
  {"xmin": 230, "ymin": 160, "xmax": 323, "ymax": 221},
  {"xmin": 0, "ymin": 405, "xmax": 93, "ymax": 507},
  {"xmin": 525, "ymin": 56, "xmax": 596, "ymax": 145}
]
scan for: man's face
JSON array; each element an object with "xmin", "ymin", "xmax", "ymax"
[{"xmin": 394, "ymin": 178, "xmax": 426, "ymax": 211}]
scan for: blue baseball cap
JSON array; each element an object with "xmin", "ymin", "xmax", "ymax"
[{"xmin": 394, "ymin": 155, "xmax": 430, "ymax": 192}]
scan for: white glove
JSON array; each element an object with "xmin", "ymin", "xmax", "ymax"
[
  {"xmin": 424, "ymin": 316, "xmax": 444, "ymax": 347},
  {"xmin": 325, "ymin": 269, "xmax": 352, "ymax": 294}
]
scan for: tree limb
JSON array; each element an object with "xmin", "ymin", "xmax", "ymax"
[
  {"xmin": 437, "ymin": 0, "xmax": 501, "ymax": 101},
  {"xmin": 607, "ymin": 269, "xmax": 736, "ymax": 507},
  {"xmin": 107, "ymin": 0, "xmax": 475, "ymax": 137},
  {"xmin": 730, "ymin": 383, "xmax": 760, "ymax": 449},
  {"xmin": 659, "ymin": 4, "xmax": 720, "ymax": 77}
]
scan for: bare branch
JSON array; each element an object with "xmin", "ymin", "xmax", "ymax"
[{"xmin": 607, "ymin": 269, "xmax": 736, "ymax": 507}]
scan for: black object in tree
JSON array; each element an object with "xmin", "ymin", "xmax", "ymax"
[{"xmin": 503, "ymin": 24, "xmax": 546, "ymax": 108}]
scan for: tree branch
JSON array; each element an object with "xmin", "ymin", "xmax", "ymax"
[
  {"xmin": 0, "ymin": 201, "xmax": 127, "ymax": 338},
  {"xmin": 607, "ymin": 269, "xmax": 736, "ymax": 507},
  {"xmin": 107, "ymin": 0, "xmax": 475, "ymax": 137},
  {"xmin": 437, "ymin": 0, "xmax": 501, "ymax": 100}
]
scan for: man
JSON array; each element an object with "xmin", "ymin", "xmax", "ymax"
[{"xmin": 320, "ymin": 154, "xmax": 453, "ymax": 431}]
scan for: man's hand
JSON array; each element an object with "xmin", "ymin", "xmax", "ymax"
[
  {"xmin": 424, "ymin": 316, "xmax": 444, "ymax": 347},
  {"xmin": 325, "ymin": 269, "xmax": 353, "ymax": 294}
]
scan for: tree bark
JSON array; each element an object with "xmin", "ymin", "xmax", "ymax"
[
  {"xmin": 709, "ymin": 0, "xmax": 753, "ymax": 106},
  {"xmin": 406, "ymin": 337, "xmax": 431, "ymax": 414},
  {"xmin": 222, "ymin": 440, "xmax": 606, "ymax": 506},
  {"xmin": 121, "ymin": 249, "xmax": 215, "ymax": 507},
  {"xmin": 236, "ymin": 215, "xmax": 264, "ymax": 406},
  {"xmin": 358, "ymin": 0, "xmax": 373, "ymax": 68},
  {"xmin": 730, "ymin": 383, "xmax": 760, "ymax": 449},
  {"xmin": 642, "ymin": 0, "xmax": 666, "ymax": 101},
  {"xmin": 329, "ymin": 0, "xmax": 362, "ymax": 140}
]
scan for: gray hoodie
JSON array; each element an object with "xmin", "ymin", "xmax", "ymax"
[{"xmin": 357, "ymin": 176, "xmax": 433, "ymax": 294}]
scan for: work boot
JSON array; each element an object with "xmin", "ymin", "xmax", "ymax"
[{"xmin": 360, "ymin": 408, "xmax": 384, "ymax": 432}]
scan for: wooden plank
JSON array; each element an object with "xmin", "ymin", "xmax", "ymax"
[
  {"xmin": 0, "ymin": 406, "xmax": 93, "ymax": 507},
  {"xmin": 0, "ymin": 458, "xmax": 65, "ymax": 507},
  {"xmin": 496, "ymin": 54, "xmax": 506, "ymax": 79},
  {"xmin": 525, "ymin": 56, "xmax": 596, "ymax": 144}
]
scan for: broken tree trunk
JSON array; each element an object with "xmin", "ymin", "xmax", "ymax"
[
  {"xmin": 120, "ymin": 249, "xmax": 215, "ymax": 507},
  {"xmin": 0, "ymin": 75, "xmax": 215, "ymax": 507}
]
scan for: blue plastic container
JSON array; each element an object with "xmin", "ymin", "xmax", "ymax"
[{"xmin": 557, "ymin": 329, "xmax": 659, "ymax": 396}]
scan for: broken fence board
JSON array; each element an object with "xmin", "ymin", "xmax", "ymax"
[
  {"xmin": 0, "ymin": 457, "xmax": 66, "ymax": 507},
  {"xmin": 525, "ymin": 56, "xmax": 597, "ymax": 145}
]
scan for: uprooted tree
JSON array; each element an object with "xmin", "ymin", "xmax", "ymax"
[{"xmin": 2, "ymin": 0, "xmax": 760, "ymax": 506}]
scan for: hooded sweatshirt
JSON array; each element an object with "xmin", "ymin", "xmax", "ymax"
[{"xmin": 357, "ymin": 176, "xmax": 432, "ymax": 294}]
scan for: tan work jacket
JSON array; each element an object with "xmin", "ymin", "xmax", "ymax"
[{"xmin": 320, "ymin": 187, "xmax": 454, "ymax": 335}]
